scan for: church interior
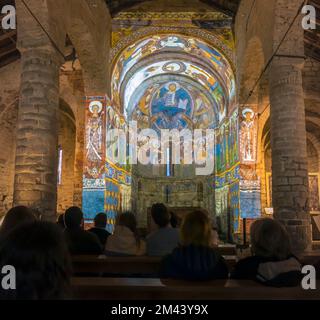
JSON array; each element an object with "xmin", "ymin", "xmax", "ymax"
[{"xmin": 0, "ymin": 0, "xmax": 320, "ymax": 301}]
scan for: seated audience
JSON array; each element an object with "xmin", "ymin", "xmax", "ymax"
[
  {"xmin": 0, "ymin": 206, "xmax": 36, "ymax": 237},
  {"xmin": 105, "ymin": 212, "xmax": 146, "ymax": 256},
  {"xmin": 210, "ymin": 219, "xmax": 220, "ymax": 247},
  {"xmin": 56, "ymin": 214, "xmax": 65, "ymax": 229},
  {"xmin": 314, "ymin": 259, "xmax": 320, "ymax": 279},
  {"xmin": 231, "ymin": 218, "xmax": 302, "ymax": 287},
  {"xmin": 88, "ymin": 213, "xmax": 111, "ymax": 247},
  {"xmin": 146, "ymin": 203, "xmax": 179, "ymax": 256},
  {"xmin": 170, "ymin": 210, "xmax": 178, "ymax": 228},
  {"xmin": 160, "ymin": 210, "xmax": 228, "ymax": 280},
  {"xmin": 0, "ymin": 221, "xmax": 72, "ymax": 300},
  {"xmin": 63, "ymin": 206, "xmax": 102, "ymax": 255}
]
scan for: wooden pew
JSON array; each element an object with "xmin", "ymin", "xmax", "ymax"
[
  {"xmin": 71, "ymin": 277, "xmax": 320, "ymax": 300},
  {"xmin": 71, "ymin": 255, "xmax": 237, "ymax": 277},
  {"xmin": 217, "ymin": 245, "xmax": 237, "ymax": 256},
  {"xmin": 299, "ymin": 251, "xmax": 320, "ymax": 266},
  {"xmin": 72, "ymin": 256, "xmax": 162, "ymax": 276}
]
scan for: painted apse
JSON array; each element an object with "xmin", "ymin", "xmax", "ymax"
[{"xmin": 82, "ymin": 10, "xmax": 262, "ymax": 240}]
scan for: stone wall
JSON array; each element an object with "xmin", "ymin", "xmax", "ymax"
[
  {"xmin": 132, "ymin": 169, "xmax": 215, "ymax": 228},
  {"xmin": 57, "ymin": 110, "xmax": 76, "ymax": 215},
  {"xmin": 0, "ymin": 62, "xmax": 21, "ymax": 218},
  {"xmin": 0, "ymin": 59, "xmax": 81, "ymax": 218}
]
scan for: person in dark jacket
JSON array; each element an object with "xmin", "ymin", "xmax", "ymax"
[
  {"xmin": 0, "ymin": 221, "xmax": 72, "ymax": 300},
  {"xmin": 231, "ymin": 218, "xmax": 302, "ymax": 287},
  {"xmin": 160, "ymin": 209, "xmax": 229, "ymax": 281},
  {"xmin": 63, "ymin": 207, "xmax": 102, "ymax": 255},
  {"xmin": 0, "ymin": 206, "xmax": 36, "ymax": 237},
  {"xmin": 88, "ymin": 212, "xmax": 111, "ymax": 247}
]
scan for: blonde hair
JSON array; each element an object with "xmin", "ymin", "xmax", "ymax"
[
  {"xmin": 180, "ymin": 210, "xmax": 212, "ymax": 247},
  {"xmin": 250, "ymin": 218, "xmax": 292, "ymax": 260}
]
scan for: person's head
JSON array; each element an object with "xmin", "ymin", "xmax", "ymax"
[
  {"xmin": 1, "ymin": 206, "xmax": 36, "ymax": 236},
  {"xmin": 94, "ymin": 213, "xmax": 107, "ymax": 229},
  {"xmin": 169, "ymin": 83, "xmax": 176, "ymax": 92},
  {"xmin": 250, "ymin": 218, "xmax": 292, "ymax": 260},
  {"xmin": 151, "ymin": 203, "xmax": 170, "ymax": 228},
  {"xmin": 117, "ymin": 211, "xmax": 137, "ymax": 234},
  {"xmin": 0, "ymin": 221, "xmax": 72, "ymax": 300},
  {"xmin": 64, "ymin": 207, "xmax": 83, "ymax": 229},
  {"xmin": 180, "ymin": 209, "xmax": 212, "ymax": 247}
]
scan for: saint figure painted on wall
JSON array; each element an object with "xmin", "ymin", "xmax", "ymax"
[{"xmin": 86, "ymin": 101, "xmax": 103, "ymax": 162}]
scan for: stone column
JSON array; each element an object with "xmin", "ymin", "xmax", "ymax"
[
  {"xmin": 13, "ymin": 47, "xmax": 61, "ymax": 221},
  {"xmin": 269, "ymin": 56, "xmax": 311, "ymax": 252}
]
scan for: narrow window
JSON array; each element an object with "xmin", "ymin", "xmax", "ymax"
[{"xmin": 57, "ymin": 146, "xmax": 63, "ymax": 185}]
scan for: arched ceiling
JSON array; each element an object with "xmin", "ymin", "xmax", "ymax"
[{"xmin": 111, "ymin": 34, "xmax": 236, "ymax": 130}]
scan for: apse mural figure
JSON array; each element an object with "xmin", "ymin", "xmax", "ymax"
[
  {"xmin": 240, "ymin": 108, "xmax": 257, "ymax": 163},
  {"xmin": 152, "ymin": 82, "xmax": 192, "ymax": 115},
  {"xmin": 86, "ymin": 101, "xmax": 103, "ymax": 162},
  {"xmin": 151, "ymin": 82, "xmax": 193, "ymax": 130}
]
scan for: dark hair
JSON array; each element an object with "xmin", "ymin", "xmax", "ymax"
[
  {"xmin": 94, "ymin": 213, "xmax": 107, "ymax": 228},
  {"xmin": 170, "ymin": 211, "xmax": 178, "ymax": 228},
  {"xmin": 64, "ymin": 207, "xmax": 83, "ymax": 229},
  {"xmin": 151, "ymin": 203, "xmax": 170, "ymax": 228},
  {"xmin": 118, "ymin": 212, "xmax": 137, "ymax": 233},
  {"xmin": 117, "ymin": 212, "xmax": 140, "ymax": 246},
  {"xmin": 0, "ymin": 221, "xmax": 72, "ymax": 300},
  {"xmin": 0, "ymin": 206, "xmax": 36, "ymax": 236}
]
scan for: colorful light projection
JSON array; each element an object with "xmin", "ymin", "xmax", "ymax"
[
  {"xmin": 111, "ymin": 33, "xmax": 239, "ymax": 236},
  {"xmin": 215, "ymin": 110, "xmax": 240, "ymax": 234},
  {"xmin": 123, "ymin": 60, "xmax": 223, "ymax": 116},
  {"xmin": 239, "ymin": 108, "xmax": 258, "ymax": 164},
  {"xmin": 215, "ymin": 110, "xmax": 239, "ymax": 174},
  {"xmin": 112, "ymin": 34, "xmax": 236, "ymax": 121},
  {"xmin": 83, "ymin": 98, "xmax": 132, "ymax": 231},
  {"xmin": 83, "ymin": 97, "xmax": 107, "ymax": 220},
  {"xmin": 230, "ymin": 182, "xmax": 240, "ymax": 236},
  {"xmin": 105, "ymin": 105, "xmax": 132, "ymax": 232},
  {"xmin": 130, "ymin": 80, "xmax": 217, "ymax": 131},
  {"xmin": 151, "ymin": 82, "xmax": 193, "ymax": 130},
  {"xmin": 239, "ymin": 178, "xmax": 261, "ymax": 219},
  {"xmin": 239, "ymin": 107, "xmax": 261, "ymax": 219}
]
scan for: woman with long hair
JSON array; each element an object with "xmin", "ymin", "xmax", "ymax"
[
  {"xmin": 105, "ymin": 211, "xmax": 146, "ymax": 256},
  {"xmin": 160, "ymin": 209, "xmax": 228, "ymax": 280}
]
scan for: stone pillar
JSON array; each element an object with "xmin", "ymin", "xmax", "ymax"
[
  {"xmin": 13, "ymin": 47, "xmax": 61, "ymax": 221},
  {"xmin": 269, "ymin": 56, "xmax": 311, "ymax": 252}
]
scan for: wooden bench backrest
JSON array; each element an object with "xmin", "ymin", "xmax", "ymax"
[
  {"xmin": 71, "ymin": 277, "xmax": 320, "ymax": 300},
  {"xmin": 71, "ymin": 255, "xmax": 237, "ymax": 276}
]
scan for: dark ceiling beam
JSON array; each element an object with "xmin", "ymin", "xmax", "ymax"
[
  {"xmin": 0, "ymin": 30, "xmax": 16, "ymax": 42},
  {"xmin": 106, "ymin": 0, "xmax": 149, "ymax": 16},
  {"xmin": 105, "ymin": 0, "xmax": 240, "ymax": 17},
  {"xmin": 309, "ymin": 0, "xmax": 320, "ymax": 10},
  {"xmin": 199, "ymin": 0, "xmax": 239, "ymax": 16},
  {"xmin": 0, "ymin": 50, "xmax": 19, "ymax": 68},
  {"xmin": 0, "ymin": 42, "xmax": 17, "ymax": 58}
]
